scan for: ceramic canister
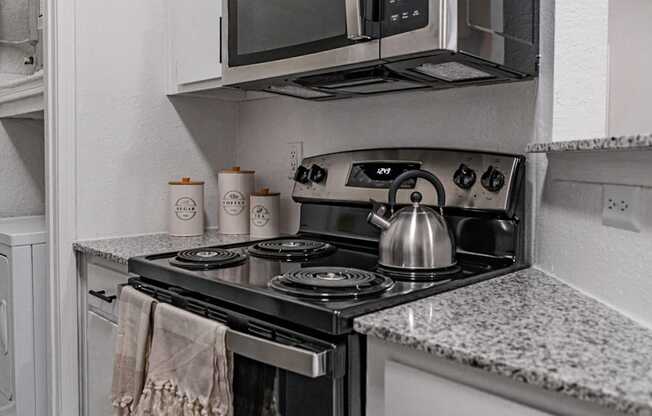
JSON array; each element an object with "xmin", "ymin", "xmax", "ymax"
[
  {"xmin": 250, "ymin": 188, "xmax": 281, "ymax": 239},
  {"xmin": 168, "ymin": 177, "xmax": 204, "ymax": 236},
  {"xmin": 218, "ymin": 167, "xmax": 255, "ymax": 235}
]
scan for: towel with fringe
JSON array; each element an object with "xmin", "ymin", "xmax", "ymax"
[
  {"xmin": 112, "ymin": 286, "xmax": 157, "ymax": 415},
  {"xmin": 135, "ymin": 303, "xmax": 233, "ymax": 416}
]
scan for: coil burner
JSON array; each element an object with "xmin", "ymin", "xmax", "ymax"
[
  {"xmin": 248, "ymin": 239, "xmax": 336, "ymax": 260},
  {"xmin": 376, "ymin": 263, "xmax": 463, "ymax": 282},
  {"xmin": 169, "ymin": 248, "xmax": 247, "ymax": 270},
  {"xmin": 269, "ymin": 267, "xmax": 394, "ymax": 299}
]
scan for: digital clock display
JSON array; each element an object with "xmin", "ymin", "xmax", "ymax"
[{"xmin": 347, "ymin": 162, "xmax": 421, "ymax": 189}]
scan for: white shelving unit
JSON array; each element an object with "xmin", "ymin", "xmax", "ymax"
[{"xmin": 0, "ymin": 71, "xmax": 44, "ymax": 119}]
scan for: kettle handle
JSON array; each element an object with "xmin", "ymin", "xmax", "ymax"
[{"xmin": 388, "ymin": 170, "xmax": 446, "ymax": 210}]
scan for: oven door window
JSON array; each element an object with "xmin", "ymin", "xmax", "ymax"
[
  {"xmin": 228, "ymin": 0, "xmax": 353, "ymax": 66},
  {"xmin": 232, "ymin": 354, "xmax": 343, "ymax": 416}
]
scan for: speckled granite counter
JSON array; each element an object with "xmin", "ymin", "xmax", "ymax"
[
  {"xmin": 355, "ymin": 268, "xmax": 652, "ymax": 415},
  {"xmin": 73, "ymin": 230, "xmax": 252, "ymax": 265},
  {"xmin": 527, "ymin": 133, "xmax": 652, "ymax": 153}
]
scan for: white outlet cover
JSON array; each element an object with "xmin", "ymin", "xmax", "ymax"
[{"xmin": 602, "ymin": 184, "xmax": 641, "ymax": 232}]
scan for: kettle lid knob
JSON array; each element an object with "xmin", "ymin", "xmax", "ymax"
[{"xmin": 410, "ymin": 192, "xmax": 423, "ymax": 203}]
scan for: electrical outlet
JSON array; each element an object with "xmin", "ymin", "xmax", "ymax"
[
  {"xmin": 287, "ymin": 141, "xmax": 303, "ymax": 177},
  {"xmin": 602, "ymin": 184, "xmax": 641, "ymax": 232}
]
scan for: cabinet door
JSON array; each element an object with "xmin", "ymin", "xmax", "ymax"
[
  {"xmin": 87, "ymin": 311, "xmax": 118, "ymax": 416},
  {"xmin": 0, "ymin": 254, "xmax": 13, "ymax": 405},
  {"xmin": 385, "ymin": 361, "xmax": 554, "ymax": 416},
  {"xmin": 169, "ymin": 0, "xmax": 222, "ymax": 85}
]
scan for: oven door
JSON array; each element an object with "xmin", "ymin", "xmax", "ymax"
[
  {"xmin": 131, "ymin": 279, "xmax": 359, "ymax": 416},
  {"xmin": 222, "ymin": 0, "xmax": 381, "ymax": 86},
  {"xmin": 227, "ymin": 330, "xmax": 353, "ymax": 416}
]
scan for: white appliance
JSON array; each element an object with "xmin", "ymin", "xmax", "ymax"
[{"xmin": 0, "ymin": 217, "xmax": 47, "ymax": 416}]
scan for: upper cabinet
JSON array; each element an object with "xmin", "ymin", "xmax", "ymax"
[
  {"xmin": 165, "ymin": 0, "xmax": 267, "ymax": 100},
  {"xmin": 165, "ymin": 0, "xmax": 223, "ymax": 95}
]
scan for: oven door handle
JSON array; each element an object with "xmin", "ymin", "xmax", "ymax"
[
  {"xmin": 346, "ymin": 0, "xmax": 370, "ymax": 41},
  {"xmin": 226, "ymin": 329, "xmax": 330, "ymax": 378}
]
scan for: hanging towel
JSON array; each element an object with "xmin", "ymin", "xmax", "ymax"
[
  {"xmin": 112, "ymin": 286, "xmax": 157, "ymax": 415},
  {"xmin": 135, "ymin": 303, "xmax": 233, "ymax": 416}
]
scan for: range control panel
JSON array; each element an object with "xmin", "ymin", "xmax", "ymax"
[{"xmin": 292, "ymin": 148, "xmax": 523, "ymax": 212}]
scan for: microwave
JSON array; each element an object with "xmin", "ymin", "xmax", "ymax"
[{"xmin": 222, "ymin": 0, "xmax": 539, "ymax": 100}]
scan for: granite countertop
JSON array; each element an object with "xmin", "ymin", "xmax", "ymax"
[
  {"xmin": 526, "ymin": 133, "xmax": 652, "ymax": 153},
  {"xmin": 355, "ymin": 268, "xmax": 652, "ymax": 415},
  {"xmin": 73, "ymin": 230, "xmax": 252, "ymax": 265}
]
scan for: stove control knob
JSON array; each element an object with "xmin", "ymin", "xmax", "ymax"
[
  {"xmin": 453, "ymin": 163, "xmax": 477, "ymax": 190},
  {"xmin": 481, "ymin": 166, "xmax": 506, "ymax": 193},
  {"xmin": 293, "ymin": 165, "xmax": 311, "ymax": 184},
  {"xmin": 309, "ymin": 164, "xmax": 328, "ymax": 184}
]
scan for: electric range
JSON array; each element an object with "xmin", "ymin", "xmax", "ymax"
[{"xmin": 128, "ymin": 148, "xmax": 528, "ymax": 416}]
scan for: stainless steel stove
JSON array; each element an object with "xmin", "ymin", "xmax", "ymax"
[{"xmin": 128, "ymin": 148, "xmax": 527, "ymax": 416}]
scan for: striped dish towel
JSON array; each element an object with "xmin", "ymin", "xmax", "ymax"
[
  {"xmin": 135, "ymin": 303, "xmax": 233, "ymax": 416},
  {"xmin": 112, "ymin": 286, "xmax": 157, "ymax": 415}
]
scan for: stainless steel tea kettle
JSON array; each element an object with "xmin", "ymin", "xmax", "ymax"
[{"xmin": 367, "ymin": 170, "xmax": 456, "ymax": 271}]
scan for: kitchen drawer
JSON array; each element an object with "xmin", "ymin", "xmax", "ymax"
[{"xmin": 85, "ymin": 258, "xmax": 128, "ymax": 321}]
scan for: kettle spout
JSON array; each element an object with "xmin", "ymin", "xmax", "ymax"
[{"xmin": 367, "ymin": 211, "xmax": 391, "ymax": 231}]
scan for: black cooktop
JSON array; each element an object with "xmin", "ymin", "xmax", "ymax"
[{"xmin": 128, "ymin": 236, "xmax": 521, "ymax": 335}]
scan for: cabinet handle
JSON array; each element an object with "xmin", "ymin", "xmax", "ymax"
[
  {"xmin": 0, "ymin": 300, "xmax": 7, "ymax": 355},
  {"xmin": 89, "ymin": 290, "xmax": 117, "ymax": 304},
  {"xmin": 219, "ymin": 16, "xmax": 223, "ymax": 64}
]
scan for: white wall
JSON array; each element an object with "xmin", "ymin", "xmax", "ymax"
[
  {"xmin": 534, "ymin": 151, "xmax": 652, "ymax": 327},
  {"xmin": 74, "ymin": 0, "xmax": 237, "ymax": 239},
  {"xmin": 237, "ymin": 81, "xmax": 538, "ymax": 233},
  {"xmin": 608, "ymin": 0, "xmax": 652, "ymax": 136},
  {"xmin": 551, "ymin": 0, "xmax": 610, "ymax": 141},
  {"xmin": 0, "ymin": 119, "xmax": 45, "ymax": 217},
  {"xmin": 532, "ymin": 0, "xmax": 652, "ymax": 327}
]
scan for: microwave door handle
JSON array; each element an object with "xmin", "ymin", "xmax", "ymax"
[
  {"xmin": 346, "ymin": 0, "xmax": 370, "ymax": 40},
  {"xmin": 225, "ymin": 329, "xmax": 331, "ymax": 379}
]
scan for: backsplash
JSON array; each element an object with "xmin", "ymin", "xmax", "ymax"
[
  {"xmin": 533, "ymin": 152, "xmax": 652, "ymax": 327},
  {"xmin": 236, "ymin": 82, "xmax": 538, "ymax": 233},
  {"xmin": 0, "ymin": 119, "xmax": 44, "ymax": 217}
]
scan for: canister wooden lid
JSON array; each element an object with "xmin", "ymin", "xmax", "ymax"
[
  {"xmin": 252, "ymin": 188, "xmax": 280, "ymax": 197},
  {"xmin": 220, "ymin": 166, "xmax": 255, "ymax": 174},
  {"xmin": 169, "ymin": 177, "xmax": 204, "ymax": 185}
]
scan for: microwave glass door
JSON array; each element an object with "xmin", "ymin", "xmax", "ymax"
[{"xmin": 229, "ymin": 0, "xmax": 353, "ymax": 67}]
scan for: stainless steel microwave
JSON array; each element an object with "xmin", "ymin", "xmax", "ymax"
[{"xmin": 222, "ymin": 0, "xmax": 539, "ymax": 100}]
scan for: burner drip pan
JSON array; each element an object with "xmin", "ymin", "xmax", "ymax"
[
  {"xmin": 170, "ymin": 248, "xmax": 247, "ymax": 270},
  {"xmin": 248, "ymin": 238, "xmax": 336, "ymax": 260},
  {"xmin": 270, "ymin": 267, "xmax": 394, "ymax": 299},
  {"xmin": 377, "ymin": 263, "xmax": 463, "ymax": 282}
]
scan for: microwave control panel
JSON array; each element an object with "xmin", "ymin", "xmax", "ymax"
[{"xmin": 382, "ymin": 0, "xmax": 429, "ymax": 37}]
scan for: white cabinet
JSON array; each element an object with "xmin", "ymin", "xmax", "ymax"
[
  {"xmin": 79, "ymin": 255, "xmax": 129, "ymax": 416},
  {"xmin": 366, "ymin": 337, "xmax": 620, "ymax": 416},
  {"xmin": 164, "ymin": 0, "xmax": 270, "ymax": 101},
  {"xmin": 166, "ymin": 0, "xmax": 224, "ymax": 95},
  {"xmin": 86, "ymin": 311, "xmax": 118, "ymax": 416},
  {"xmin": 384, "ymin": 361, "xmax": 552, "ymax": 416}
]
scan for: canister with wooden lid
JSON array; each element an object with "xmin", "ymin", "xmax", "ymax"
[
  {"xmin": 218, "ymin": 167, "xmax": 255, "ymax": 235},
  {"xmin": 168, "ymin": 177, "xmax": 204, "ymax": 237},
  {"xmin": 250, "ymin": 188, "xmax": 281, "ymax": 239}
]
